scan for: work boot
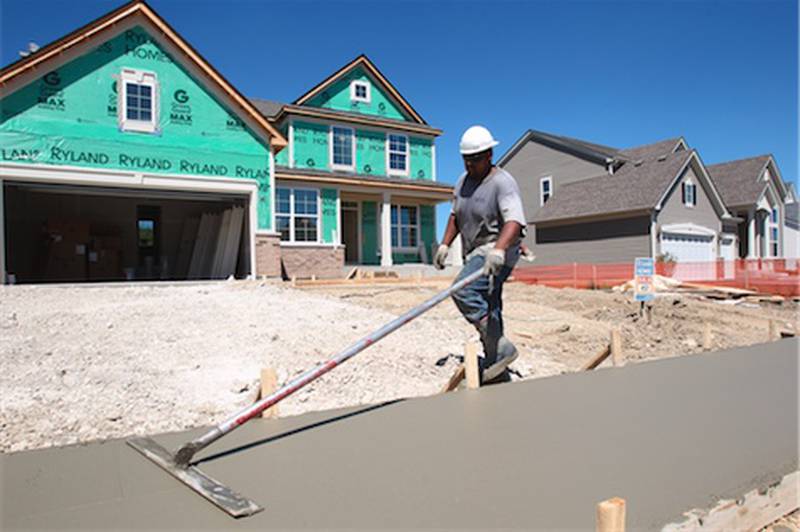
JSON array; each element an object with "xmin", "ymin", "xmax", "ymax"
[
  {"xmin": 474, "ymin": 319, "xmax": 518, "ymax": 383},
  {"xmin": 481, "ymin": 336, "xmax": 518, "ymax": 382}
]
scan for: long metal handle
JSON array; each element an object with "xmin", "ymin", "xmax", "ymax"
[{"xmin": 173, "ymin": 268, "xmax": 484, "ymax": 467}]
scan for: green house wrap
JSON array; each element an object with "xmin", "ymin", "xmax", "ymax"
[
  {"xmin": 356, "ymin": 129, "xmax": 386, "ymax": 176},
  {"xmin": 321, "ymin": 188, "xmax": 338, "ymax": 244},
  {"xmin": 0, "ymin": 26, "xmax": 275, "ymax": 230},
  {"xmin": 306, "ymin": 66, "xmax": 408, "ymax": 122},
  {"xmin": 292, "ymin": 121, "xmax": 328, "ymax": 169}
]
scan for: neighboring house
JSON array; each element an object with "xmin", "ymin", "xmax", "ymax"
[
  {"xmin": 249, "ymin": 55, "xmax": 450, "ymax": 278},
  {"xmin": 706, "ymin": 156, "xmax": 789, "ymax": 259},
  {"xmin": 497, "ymin": 131, "xmax": 734, "ymax": 273},
  {"xmin": 783, "ymin": 203, "xmax": 799, "ymax": 259},
  {"xmin": 0, "ymin": 2, "xmax": 449, "ymax": 284}
]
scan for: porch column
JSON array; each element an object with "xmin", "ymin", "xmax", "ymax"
[
  {"xmin": 0, "ymin": 179, "xmax": 5, "ymax": 284},
  {"xmin": 380, "ymin": 192, "xmax": 393, "ymax": 267},
  {"xmin": 747, "ymin": 213, "xmax": 756, "ymax": 258}
]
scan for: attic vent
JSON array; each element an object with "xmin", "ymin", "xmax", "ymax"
[{"xmin": 657, "ymin": 154, "xmax": 667, "ymax": 161}]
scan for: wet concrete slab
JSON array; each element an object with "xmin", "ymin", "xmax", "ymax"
[{"xmin": 2, "ymin": 339, "xmax": 797, "ymax": 530}]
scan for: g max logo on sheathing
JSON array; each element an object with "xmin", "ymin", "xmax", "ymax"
[{"xmin": 170, "ymin": 89, "xmax": 192, "ymax": 125}]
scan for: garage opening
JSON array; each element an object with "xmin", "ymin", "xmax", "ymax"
[{"xmin": 3, "ymin": 181, "xmax": 251, "ymax": 283}]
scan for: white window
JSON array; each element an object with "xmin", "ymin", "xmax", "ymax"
[
  {"xmin": 276, "ymin": 187, "xmax": 319, "ymax": 243},
  {"xmin": 350, "ymin": 80, "xmax": 371, "ymax": 103},
  {"xmin": 391, "ymin": 205, "xmax": 418, "ymax": 249},
  {"xmin": 387, "ymin": 134, "xmax": 408, "ymax": 175},
  {"xmin": 540, "ymin": 176, "xmax": 552, "ymax": 206},
  {"xmin": 682, "ymin": 181, "xmax": 697, "ymax": 207},
  {"xmin": 119, "ymin": 68, "xmax": 158, "ymax": 133},
  {"xmin": 331, "ymin": 126, "xmax": 354, "ymax": 170},
  {"xmin": 770, "ymin": 207, "xmax": 779, "ymax": 257}
]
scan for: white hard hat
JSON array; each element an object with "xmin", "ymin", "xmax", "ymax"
[{"xmin": 459, "ymin": 125, "xmax": 499, "ymax": 155}]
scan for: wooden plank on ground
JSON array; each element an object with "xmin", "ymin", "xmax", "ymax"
[
  {"xmin": 581, "ymin": 345, "xmax": 611, "ymax": 371},
  {"xmin": 441, "ymin": 364, "xmax": 466, "ymax": 393},
  {"xmin": 679, "ymin": 281, "xmax": 758, "ymax": 297},
  {"xmin": 662, "ymin": 470, "xmax": 798, "ymax": 532}
]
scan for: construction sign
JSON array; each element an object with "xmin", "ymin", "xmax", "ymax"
[{"xmin": 634, "ymin": 257, "xmax": 655, "ymax": 302}]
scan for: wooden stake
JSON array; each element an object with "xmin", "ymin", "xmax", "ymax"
[
  {"xmin": 260, "ymin": 368, "xmax": 279, "ymax": 419},
  {"xmin": 290, "ymin": 275, "xmax": 297, "ymax": 287},
  {"xmin": 596, "ymin": 497, "xmax": 626, "ymax": 532},
  {"xmin": 464, "ymin": 341, "xmax": 480, "ymax": 389},
  {"xmin": 610, "ymin": 329, "xmax": 622, "ymax": 367},
  {"xmin": 702, "ymin": 322, "xmax": 712, "ymax": 350}
]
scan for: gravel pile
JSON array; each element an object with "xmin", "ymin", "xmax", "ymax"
[{"xmin": 0, "ymin": 281, "xmax": 472, "ymax": 453}]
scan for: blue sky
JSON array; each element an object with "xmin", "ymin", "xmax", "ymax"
[{"xmin": 2, "ymin": 0, "xmax": 797, "ymax": 237}]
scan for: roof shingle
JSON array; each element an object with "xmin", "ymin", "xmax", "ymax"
[
  {"xmin": 706, "ymin": 155, "xmax": 770, "ymax": 207},
  {"xmin": 531, "ymin": 149, "xmax": 694, "ymax": 223}
]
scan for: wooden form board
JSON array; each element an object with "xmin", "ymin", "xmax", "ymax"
[{"xmin": 662, "ymin": 470, "xmax": 799, "ymax": 532}]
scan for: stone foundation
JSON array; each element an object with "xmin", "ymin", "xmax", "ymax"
[
  {"xmin": 255, "ymin": 232, "xmax": 281, "ymax": 278},
  {"xmin": 280, "ymin": 245, "xmax": 345, "ymax": 279}
]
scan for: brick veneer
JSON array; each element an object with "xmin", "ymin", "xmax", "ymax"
[
  {"xmin": 255, "ymin": 232, "xmax": 281, "ymax": 278},
  {"xmin": 280, "ymin": 245, "xmax": 345, "ymax": 279}
]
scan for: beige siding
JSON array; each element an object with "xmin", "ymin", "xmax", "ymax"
[
  {"xmin": 534, "ymin": 216, "xmax": 651, "ymax": 265},
  {"xmin": 657, "ymin": 164, "xmax": 722, "ymax": 233},
  {"xmin": 501, "ymin": 141, "xmax": 607, "ymax": 224}
]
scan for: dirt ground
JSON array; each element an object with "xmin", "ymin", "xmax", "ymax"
[
  {"xmin": 1, "ymin": 278, "xmax": 797, "ymax": 455},
  {"xmin": 307, "ymin": 278, "xmax": 799, "ymax": 372}
]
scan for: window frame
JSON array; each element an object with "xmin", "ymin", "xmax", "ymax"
[
  {"xmin": 329, "ymin": 125, "xmax": 355, "ymax": 172},
  {"xmin": 386, "ymin": 133, "xmax": 409, "ymax": 177},
  {"xmin": 119, "ymin": 68, "xmax": 159, "ymax": 134},
  {"xmin": 275, "ymin": 186, "xmax": 321, "ymax": 244},
  {"xmin": 350, "ymin": 80, "xmax": 371, "ymax": 104},
  {"xmin": 390, "ymin": 204, "xmax": 420, "ymax": 251},
  {"xmin": 540, "ymin": 176, "xmax": 552, "ymax": 206},
  {"xmin": 769, "ymin": 206, "xmax": 780, "ymax": 257},
  {"xmin": 682, "ymin": 180, "xmax": 697, "ymax": 207}
]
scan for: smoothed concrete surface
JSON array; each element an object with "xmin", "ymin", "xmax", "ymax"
[{"xmin": 2, "ymin": 340, "xmax": 798, "ymax": 530}]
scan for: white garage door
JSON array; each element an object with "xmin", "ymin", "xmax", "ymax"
[{"xmin": 661, "ymin": 232, "xmax": 715, "ymax": 280}]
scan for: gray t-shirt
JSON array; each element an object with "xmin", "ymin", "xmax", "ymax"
[{"xmin": 451, "ymin": 167, "xmax": 527, "ymax": 258}]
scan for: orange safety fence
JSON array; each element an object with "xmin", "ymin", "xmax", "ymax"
[{"xmin": 512, "ymin": 258, "xmax": 800, "ymax": 297}]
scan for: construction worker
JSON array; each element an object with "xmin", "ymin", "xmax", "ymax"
[{"xmin": 434, "ymin": 125, "xmax": 527, "ymax": 382}]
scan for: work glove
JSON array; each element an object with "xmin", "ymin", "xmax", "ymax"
[
  {"xmin": 482, "ymin": 248, "xmax": 505, "ymax": 276},
  {"xmin": 433, "ymin": 244, "xmax": 449, "ymax": 270}
]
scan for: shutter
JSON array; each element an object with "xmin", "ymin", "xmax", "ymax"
[
  {"xmin": 692, "ymin": 184, "xmax": 697, "ymax": 206},
  {"xmin": 681, "ymin": 182, "xmax": 686, "ymax": 204}
]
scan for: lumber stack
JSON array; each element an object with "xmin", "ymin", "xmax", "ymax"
[{"xmin": 183, "ymin": 206, "xmax": 245, "ymax": 280}]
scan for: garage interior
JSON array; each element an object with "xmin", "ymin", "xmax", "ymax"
[{"xmin": 3, "ymin": 182, "xmax": 251, "ymax": 283}]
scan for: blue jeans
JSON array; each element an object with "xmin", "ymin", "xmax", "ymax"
[{"xmin": 451, "ymin": 252, "xmax": 515, "ymax": 360}]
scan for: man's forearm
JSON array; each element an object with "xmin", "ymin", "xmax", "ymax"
[
  {"xmin": 494, "ymin": 221, "xmax": 523, "ymax": 251},
  {"xmin": 442, "ymin": 214, "xmax": 459, "ymax": 247}
]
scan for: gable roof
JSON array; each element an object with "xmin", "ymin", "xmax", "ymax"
[
  {"xmin": 292, "ymin": 54, "xmax": 427, "ymax": 125},
  {"xmin": 532, "ymin": 149, "xmax": 704, "ymax": 224},
  {"xmin": 0, "ymin": 0, "xmax": 287, "ymax": 150},
  {"xmin": 706, "ymin": 155, "xmax": 773, "ymax": 208},
  {"xmin": 617, "ymin": 137, "xmax": 686, "ymax": 162},
  {"xmin": 497, "ymin": 129, "xmax": 619, "ymax": 167}
]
